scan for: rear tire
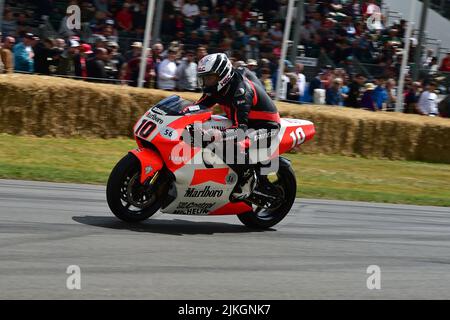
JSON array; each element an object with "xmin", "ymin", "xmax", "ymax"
[
  {"xmin": 106, "ymin": 153, "xmax": 161, "ymax": 223},
  {"xmin": 237, "ymin": 163, "xmax": 297, "ymax": 229}
]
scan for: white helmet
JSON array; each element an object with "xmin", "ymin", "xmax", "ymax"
[{"xmin": 197, "ymin": 53, "xmax": 234, "ymax": 94}]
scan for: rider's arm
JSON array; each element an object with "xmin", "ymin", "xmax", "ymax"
[
  {"xmin": 198, "ymin": 85, "xmax": 253, "ymax": 144},
  {"xmin": 196, "ymin": 94, "xmax": 217, "ymax": 109},
  {"xmin": 221, "ymin": 82, "xmax": 254, "ymax": 141},
  {"xmin": 233, "ymin": 84, "xmax": 252, "ymax": 130}
]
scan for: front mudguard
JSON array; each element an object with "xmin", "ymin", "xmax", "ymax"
[{"xmin": 129, "ymin": 148, "xmax": 164, "ymax": 184}]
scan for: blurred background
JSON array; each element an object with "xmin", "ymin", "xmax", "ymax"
[{"xmin": 0, "ymin": 0, "xmax": 449, "ymax": 115}]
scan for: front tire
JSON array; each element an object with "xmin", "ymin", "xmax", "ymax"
[
  {"xmin": 237, "ymin": 162, "xmax": 297, "ymax": 229},
  {"xmin": 106, "ymin": 153, "xmax": 161, "ymax": 222}
]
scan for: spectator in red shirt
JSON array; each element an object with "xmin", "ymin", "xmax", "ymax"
[
  {"xmin": 174, "ymin": 11, "xmax": 185, "ymax": 32},
  {"xmin": 125, "ymin": 47, "xmax": 155, "ymax": 87},
  {"xmin": 79, "ymin": 43, "xmax": 93, "ymax": 79},
  {"xmin": 440, "ymin": 52, "xmax": 450, "ymax": 72},
  {"xmin": 116, "ymin": 3, "xmax": 133, "ymax": 32},
  {"xmin": 228, "ymin": 2, "xmax": 240, "ymax": 17},
  {"xmin": 240, "ymin": 3, "xmax": 251, "ymax": 23},
  {"xmin": 207, "ymin": 14, "xmax": 220, "ymax": 31}
]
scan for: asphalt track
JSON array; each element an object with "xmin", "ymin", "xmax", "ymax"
[{"xmin": 0, "ymin": 179, "xmax": 450, "ymax": 299}]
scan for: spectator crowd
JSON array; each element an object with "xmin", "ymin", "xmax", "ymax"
[{"xmin": 1, "ymin": 0, "xmax": 449, "ymax": 117}]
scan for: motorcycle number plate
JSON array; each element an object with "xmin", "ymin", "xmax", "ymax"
[{"xmin": 135, "ymin": 118, "xmax": 157, "ymax": 139}]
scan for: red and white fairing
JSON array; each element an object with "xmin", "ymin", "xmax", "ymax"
[{"xmin": 132, "ymin": 107, "xmax": 315, "ymax": 216}]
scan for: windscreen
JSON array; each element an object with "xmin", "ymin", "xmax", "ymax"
[{"xmin": 151, "ymin": 95, "xmax": 194, "ymax": 116}]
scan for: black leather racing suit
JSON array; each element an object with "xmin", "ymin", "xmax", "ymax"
[{"xmin": 195, "ymin": 67, "xmax": 280, "ymax": 177}]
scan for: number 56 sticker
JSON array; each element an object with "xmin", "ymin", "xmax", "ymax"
[
  {"xmin": 160, "ymin": 127, "xmax": 179, "ymax": 140},
  {"xmin": 290, "ymin": 127, "xmax": 306, "ymax": 148}
]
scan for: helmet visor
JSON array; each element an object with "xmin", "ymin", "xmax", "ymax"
[{"xmin": 198, "ymin": 73, "xmax": 219, "ymax": 90}]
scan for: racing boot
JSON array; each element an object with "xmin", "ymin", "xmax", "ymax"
[{"xmin": 231, "ymin": 167, "xmax": 257, "ymax": 201}]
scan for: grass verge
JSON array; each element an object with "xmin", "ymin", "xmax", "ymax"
[{"xmin": 0, "ymin": 134, "xmax": 449, "ymax": 206}]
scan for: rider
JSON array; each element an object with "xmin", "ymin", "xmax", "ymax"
[{"xmin": 194, "ymin": 53, "xmax": 281, "ymax": 200}]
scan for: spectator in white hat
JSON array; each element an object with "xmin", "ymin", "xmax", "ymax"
[
  {"xmin": 57, "ymin": 39, "xmax": 81, "ymax": 76},
  {"xmin": 235, "ymin": 60, "xmax": 247, "ymax": 68},
  {"xmin": 124, "ymin": 41, "xmax": 142, "ymax": 61},
  {"xmin": 245, "ymin": 37, "xmax": 260, "ymax": 61},
  {"xmin": 246, "ymin": 59, "xmax": 258, "ymax": 72}
]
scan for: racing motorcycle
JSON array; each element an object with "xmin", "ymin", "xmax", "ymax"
[{"xmin": 106, "ymin": 95, "xmax": 315, "ymax": 229}]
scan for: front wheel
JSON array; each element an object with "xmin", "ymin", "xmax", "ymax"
[
  {"xmin": 106, "ymin": 153, "xmax": 161, "ymax": 222},
  {"xmin": 237, "ymin": 162, "xmax": 297, "ymax": 229}
]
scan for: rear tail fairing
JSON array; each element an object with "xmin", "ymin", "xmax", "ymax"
[
  {"xmin": 245, "ymin": 119, "xmax": 315, "ymax": 166},
  {"xmin": 272, "ymin": 119, "xmax": 316, "ymax": 157}
]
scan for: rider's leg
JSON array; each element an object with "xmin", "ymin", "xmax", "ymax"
[
  {"xmin": 228, "ymin": 147, "xmax": 257, "ymax": 200},
  {"xmin": 228, "ymin": 126, "xmax": 279, "ymax": 200},
  {"xmin": 234, "ymin": 123, "xmax": 280, "ymax": 196},
  {"xmin": 207, "ymin": 123, "xmax": 280, "ymax": 200}
]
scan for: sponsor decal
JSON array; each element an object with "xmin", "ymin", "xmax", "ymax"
[
  {"xmin": 174, "ymin": 202, "xmax": 215, "ymax": 214},
  {"xmin": 190, "ymin": 168, "xmax": 229, "ymax": 186},
  {"xmin": 151, "ymin": 106, "xmax": 167, "ymax": 115},
  {"xmin": 188, "ymin": 105, "xmax": 201, "ymax": 112},
  {"xmin": 184, "ymin": 186, "xmax": 224, "ymax": 198},
  {"xmin": 226, "ymin": 173, "xmax": 238, "ymax": 185},
  {"xmin": 251, "ymin": 130, "xmax": 278, "ymax": 141},
  {"xmin": 173, "ymin": 209, "xmax": 209, "ymax": 215},
  {"xmin": 177, "ymin": 202, "xmax": 215, "ymax": 210},
  {"xmin": 202, "ymin": 56, "xmax": 212, "ymax": 63},
  {"xmin": 207, "ymin": 125, "xmax": 227, "ymax": 130},
  {"xmin": 219, "ymin": 73, "xmax": 232, "ymax": 87},
  {"xmin": 146, "ymin": 112, "xmax": 164, "ymax": 125},
  {"xmin": 198, "ymin": 58, "xmax": 210, "ymax": 72}
]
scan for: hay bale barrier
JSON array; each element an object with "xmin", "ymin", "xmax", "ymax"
[{"xmin": 0, "ymin": 74, "xmax": 449, "ymax": 163}]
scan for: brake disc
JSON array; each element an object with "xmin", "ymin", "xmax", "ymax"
[{"xmin": 126, "ymin": 173, "xmax": 154, "ymax": 209}]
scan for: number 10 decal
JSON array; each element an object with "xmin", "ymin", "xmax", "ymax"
[
  {"xmin": 290, "ymin": 127, "xmax": 306, "ymax": 148},
  {"xmin": 135, "ymin": 119, "xmax": 156, "ymax": 138}
]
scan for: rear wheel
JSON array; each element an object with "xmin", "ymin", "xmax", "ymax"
[
  {"xmin": 237, "ymin": 163, "xmax": 297, "ymax": 229},
  {"xmin": 106, "ymin": 153, "xmax": 161, "ymax": 222}
]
